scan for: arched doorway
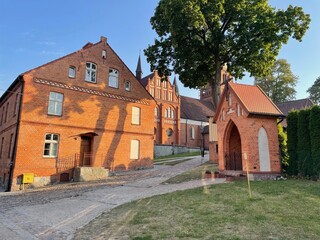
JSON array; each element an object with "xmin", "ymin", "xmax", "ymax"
[
  {"xmin": 258, "ymin": 127, "xmax": 271, "ymax": 171},
  {"xmin": 224, "ymin": 121, "xmax": 242, "ymax": 170}
]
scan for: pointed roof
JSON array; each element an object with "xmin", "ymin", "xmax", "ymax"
[
  {"xmin": 214, "ymin": 82, "xmax": 284, "ymax": 121},
  {"xmin": 135, "ymin": 55, "xmax": 143, "ymax": 80},
  {"xmin": 173, "ymin": 76, "xmax": 179, "ymax": 95}
]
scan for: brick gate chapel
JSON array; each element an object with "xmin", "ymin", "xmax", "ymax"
[{"xmin": 213, "ymin": 81, "xmax": 284, "ymax": 178}]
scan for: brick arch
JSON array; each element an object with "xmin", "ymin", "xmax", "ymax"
[{"xmin": 223, "ymin": 120, "xmax": 243, "ymax": 170}]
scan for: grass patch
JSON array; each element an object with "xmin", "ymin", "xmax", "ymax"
[
  {"xmin": 163, "ymin": 161, "xmax": 218, "ymax": 184},
  {"xmin": 154, "ymin": 151, "xmax": 202, "ymax": 162},
  {"xmin": 73, "ymin": 180, "xmax": 320, "ymax": 240}
]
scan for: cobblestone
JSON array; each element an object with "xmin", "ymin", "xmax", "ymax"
[{"xmin": 0, "ymin": 155, "xmax": 225, "ymax": 240}]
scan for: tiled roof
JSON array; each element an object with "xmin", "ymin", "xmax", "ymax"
[
  {"xmin": 276, "ymin": 98, "xmax": 314, "ymax": 116},
  {"xmin": 229, "ymin": 82, "xmax": 284, "ymax": 116},
  {"xmin": 181, "ymin": 96, "xmax": 214, "ymax": 121},
  {"xmin": 140, "ymin": 72, "xmax": 154, "ymax": 87}
]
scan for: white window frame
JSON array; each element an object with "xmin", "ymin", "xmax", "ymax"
[
  {"xmin": 48, "ymin": 92, "xmax": 63, "ymax": 116},
  {"xmin": 85, "ymin": 62, "xmax": 97, "ymax": 83},
  {"xmin": 130, "ymin": 139, "xmax": 140, "ymax": 160},
  {"xmin": 109, "ymin": 68, "xmax": 119, "ymax": 88},
  {"xmin": 150, "ymin": 87, "xmax": 155, "ymax": 97},
  {"xmin": 69, "ymin": 66, "xmax": 76, "ymax": 78},
  {"xmin": 43, "ymin": 133, "xmax": 59, "ymax": 157},
  {"xmin": 131, "ymin": 107, "xmax": 141, "ymax": 125}
]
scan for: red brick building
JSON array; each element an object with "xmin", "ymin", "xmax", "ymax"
[
  {"xmin": 0, "ymin": 36, "xmax": 156, "ymax": 191},
  {"xmin": 213, "ymin": 81, "xmax": 284, "ymax": 177}
]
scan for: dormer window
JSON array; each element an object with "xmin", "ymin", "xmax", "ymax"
[
  {"xmin": 109, "ymin": 68, "xmax": 119, "ymax": 88},
  {"xmin": 85, "ymin": 62, "xmax": 97, "ymax": 83},
  {"xmin": 69, "ymin": 66, "xmax": 76, "ymax": 78}
]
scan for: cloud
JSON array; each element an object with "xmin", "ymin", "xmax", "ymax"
[{"xmin": 36, "ymin": 41, "xmax": 56, "ymax": 46}]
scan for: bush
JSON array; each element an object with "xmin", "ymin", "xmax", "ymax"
[
  {"xmin": 309, "ymin": 105, "xmax": 320, "ymax": 178},
  {"xmin": 286, "ymin": 111, "xmax": 298, "ymax": 175},
  {"xmin": 278, "ymin": 123, "xmax": 288, "ymax": 172}
]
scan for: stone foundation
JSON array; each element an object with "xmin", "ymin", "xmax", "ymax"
[{"xmin": 73, "ymin": 167, "xmax": 109, "ymax": 182}]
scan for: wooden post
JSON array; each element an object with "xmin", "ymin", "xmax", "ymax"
[{"xmin": 244, "ymin": 153, "xmax": 252, "ymax": 198}]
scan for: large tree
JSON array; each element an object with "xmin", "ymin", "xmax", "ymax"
[
  {"xmin": 307, "ymin": 77, "xmax": 320, "ymax": 104},
  {"xmin": 254, "ymin": 59, "xmax": 297, "ymax": 103},
  {"xmin": 145, "ymin": 0, "xmax": 310, "ymax": 110}
]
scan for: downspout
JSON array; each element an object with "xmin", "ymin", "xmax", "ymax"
[
  {"xmin": 185, "ymin": 119, "xmax": 188, "ymax": 146},
  {"xmin": 6, "ymin": 76, "xmax": 24, "ymax": 192}
]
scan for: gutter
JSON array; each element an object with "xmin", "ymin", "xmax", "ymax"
[{"xmin": 6, "ymin": 76, "xmax": 25, "ymax": 192}]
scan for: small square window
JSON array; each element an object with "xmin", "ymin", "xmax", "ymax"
[{"xmin": 69, "ymin": 66, "xmax": 76, "ymax": 78}]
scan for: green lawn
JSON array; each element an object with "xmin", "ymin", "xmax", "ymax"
[{"xmin": 73, "ymin": 180, "xmax": 320, "ymax": 240}]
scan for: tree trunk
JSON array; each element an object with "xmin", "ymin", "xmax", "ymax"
[{"xmin": 210, "ymin": 60, "xmax": 222, "ymax": 112}]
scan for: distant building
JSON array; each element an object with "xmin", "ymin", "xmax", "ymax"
[
  {"xmin": 0, "ymin": 36, "xmax": 156, "ymax": 191},
  {"xmin": 276, "ymin": 98, "xmax": 314, "ymax": 129}
]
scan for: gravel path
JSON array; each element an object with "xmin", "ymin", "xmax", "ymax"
[{"xmin": 0, "ymin": 155, "xmax": 226, "ymax": 240}]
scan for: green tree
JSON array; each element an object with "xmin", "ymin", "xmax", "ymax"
[
  {"xmin": 145, "ymin": 0, "xmax": 310, "ymax": 110},
  {"xmin": 286, "ymin": 111, "xmax": 299, "ymax": 176},
  {"xmin": 278, "ymin": 123, "xmax": 288, "ymax": 173},
  {"xmin": 307, "ymin": 77, "xmax": 320, "ymax": 104},
  {"xmin": 254, "ymin": 59, "xmax": 297, "ymax": 103}
]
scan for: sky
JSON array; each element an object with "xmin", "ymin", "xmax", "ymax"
[{"xmin": 1, "ymin": 0, "xmax": 319, "ymax": 100}]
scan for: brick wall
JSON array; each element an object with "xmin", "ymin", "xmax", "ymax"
[
  {"xmin": 4, "ymin": 37, "xmax": 156, "ymax": 190},
  {"xmin": 216, "ymin": 91, "xmax": 281, "ymax": 174}
]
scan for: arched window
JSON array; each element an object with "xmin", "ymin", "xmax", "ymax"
[{"xmin": 125, "ymin": 81, "xmax": 131, "ymax": 91}]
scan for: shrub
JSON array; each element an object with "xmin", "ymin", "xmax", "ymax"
[
  {"xmin": 309, "ymin": 105, "xmax": 320, "ymax": 178},
  {"xmin": 286, "ymin": 111, "xmax": 299, "ymax": 175}
]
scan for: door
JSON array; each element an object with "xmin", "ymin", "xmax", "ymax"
[{"xmin": 80, "ymin": 136, "xmax": 92, "ymax": 166}]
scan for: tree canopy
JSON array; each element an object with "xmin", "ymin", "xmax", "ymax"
[
  {"xmin": 145, "ymin": 0, "xmax": 310, "ymax": 110},
  {"xmin": 307, "ymin": 77, "xmax": 320, "ymax": 104},
  {"xmin": 254, "ymin": 59, "xmax": 297, "ymax": 103}
]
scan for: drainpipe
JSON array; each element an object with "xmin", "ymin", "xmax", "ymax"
[
  {"xmin": 6, "ymin": 76, "xmax": 24, "ymax": 192},
  {"xmin": 185, "ymin": 119, "xmax": 188, "ymax": 146}
]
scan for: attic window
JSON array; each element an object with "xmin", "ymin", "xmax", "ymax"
[
  {"xmin": 125, "ymin": 81, "xmax": 131, "ymax": 91},
  {"xmin": 69, "ymin": 66, "xmax": 76, "ymax": 78},
  {"xmin": 85, "ymin": 62, "xmax": 97, "ymax": 83},
  {"xmin": 109, "ymin": 69, "xmax": 119, "ymax": 88}
]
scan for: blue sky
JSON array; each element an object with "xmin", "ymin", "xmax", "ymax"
[{"xmin": 1, "ymin": 0, "xmax": 319, "ymax": 100}]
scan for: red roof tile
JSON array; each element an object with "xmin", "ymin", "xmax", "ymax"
[
  {"xmin": 181, "ymin": 96, "xmax": 214, "ymax": 121},
  {"xmin": 229, "ymin": 82, "xmax": 283, "ymax": 116}
]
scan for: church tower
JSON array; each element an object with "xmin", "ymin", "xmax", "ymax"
[{"xmin": 135, "ymin": 55, "xmax": 143, "ymax": 80}]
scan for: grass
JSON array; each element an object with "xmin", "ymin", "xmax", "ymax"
[
  {"xmin": 73, "ymin": 180, "xmax": 320, "ymax": 240},
  {"xmin": 162, "ymin": 161, "xmax": 218, "ymax": 184}
]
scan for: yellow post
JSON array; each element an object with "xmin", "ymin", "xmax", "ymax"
[{"xmin": 244, "ymin": 153, "xmax": 252, "ymax": 198}]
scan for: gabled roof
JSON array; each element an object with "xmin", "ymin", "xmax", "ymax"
[
  {"xmin": 276, "ymin": 98, "xmax": 314, "ymax": 116},
  {"xmin": 214, "ymin": 82, "xmax": 284, "ymax": 121},
  {"xmin": 181, "ymin": 96, "xmax": 214, "ymax": 121},
  {"xmin": 140, "ymin": 72, "xmax": 154, "ymax": 87}
]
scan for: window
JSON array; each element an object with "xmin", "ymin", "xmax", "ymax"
[
  {"xmin": 154, "ymin": 107, "xmax": 158, "ymax": 117},
  {"xmin": 165, "ymin": 109, "xmax": 168, "ymax": 118},
  {"xmin": 14, "ymin": 93, "xmax": 19, "ymax": 116},
  {"xmin": 69, "ymin": 66, "xmax": 76, "ymax": 78},
  {"xmin": 48, "ymin": 92, "xmax": 63, "ymax": 116},
  {"xmin": 0, "ymin": 107, "xmax": 3, "ymax": 126},
  {"xmin": 108, "ymin": 68, "xmax": 119, "ymax": 88},
  {"xmin": 163, "ymin": 90, "xmax": 167, "ymax": 100},
  {"xmin": 85, "ymin": 62, "xmax": 97, "ymax": 83},
  {"xmin": 8, "ymin": 134, "xmax": 14, "ymax": 158},
  {"xmin": 190, "ymin": 127, "xmax": 195, "ymax": 139},
  {"xmin": 157, "ymin": 78, "xmax": 161, "ymax": 86},
  {"xmin": 43, "ymin": 133, "xmax": 59, "ymax": 157},
  {"xmin": 0, "ymin": 137, "xmax": 4, "ymax": 159},
  {"xmin": 132, "ymin": 107, "xmax": 141, "ymax": 125},
  {"xmin": 4, "ymin": 103, "xmax": 8, "ymax": 123},
  {"xmin": 157, "ymin": 89, "xmax": 161, "ymax": 99},
  {"xmin": 130, "ymin": 140, "xmax": 140, "ymax": 160},
  {"xmin": 171, "ymin": 109, "xmax": 175, "ymax": 119},
  {"xmin": 125, "ymin": 81, "xmax": 131, "ymax": 91}
]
